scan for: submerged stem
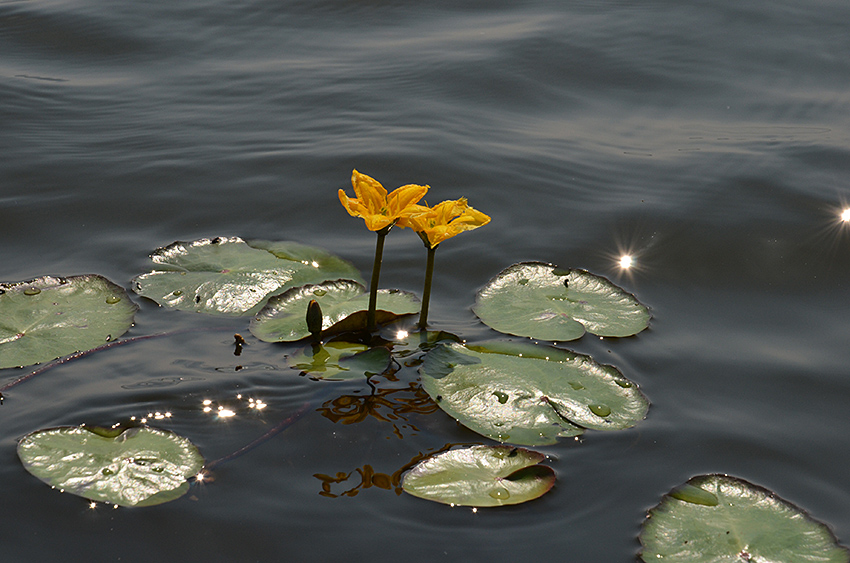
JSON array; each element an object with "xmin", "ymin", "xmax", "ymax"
[
  {"xmin": 418, "ymin": 245, "xmax": 437, "ymax": 329},
  {"xmin": 367, "ymin": 226, "xmax": 391, "ymax": 331}
]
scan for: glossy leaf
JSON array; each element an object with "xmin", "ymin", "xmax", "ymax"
[
  {"xmin": 420, "ymin": 340, "xmax": 648, "ymax": 445},
  {"xmin": 131, "ymin": 237, "xmax": 363, "ymax": 316},
  {"xmin": 639, "ymin": 474, "xmax": 850, "ymax": 563},
  {"xmin": 473, "ymin": 262, "xmax": 650, "ymax": 341},
  {"xmin": 249, "ymin": 279, "xmax": 419, "ymax": 342},
  {"xmin": 402, "ymin": 444, "xmax": 555, "ymax": 507},
  {"xmin": 0, "ymin": 275, "xmax": 138, "ymax": 369},
  {"xmin": 288, "ymin": 341, "xmax": 392, "ymax": 380},
  {"xmin": 17, "ymin": 426, "xmax": 204, "ymax": 507}
]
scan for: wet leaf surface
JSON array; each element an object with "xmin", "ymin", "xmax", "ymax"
[
  {"xmin": 0, "ymin": 275, "xmax": 138, "ymax": 369},
  {"xmin": 639, "ymin": 474, "xmax": 850, "ymax": 563},
  {"xmin": 473, "ymin": 262, "xmax": 650, "ymax": 341},
  {"xmin": 17, "ymin": 426, "xmax": 204, "ymax": 507}
]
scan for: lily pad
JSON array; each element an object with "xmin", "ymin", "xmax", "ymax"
[
  {"xmin": 420, "ymin": 340, "xmax": 648, "ymax": 446},
  {"xmin": 473, "ymin": 262, "xmax": 650, "ymax": 341},
  {"xmin": 131, "ymin": 237, "xmax": 363, "ymax": 316},
  {"xmin": 0, "ymin": 275, "xmax": 138, "ymax": 369},
  {"xmin": 17, "ymin": 426, "xmax": 204, "ymax": 507},
  {"xmin": 249, "ymin": 280, "xmax": 420, "ymax": 342},
  {"xmin": 639, "ymin": 474, "xmax": 850, "ymax": 563},
  {"xmin": 288, "ymin": 341, "xmax": 392, "ymax": 380},
  {"xmin": 402, "ymin": 444, "xmax": 555, "ymax": 507}
]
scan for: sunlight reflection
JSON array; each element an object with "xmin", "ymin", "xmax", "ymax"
[
  {"xmin": 842, "ymin": 208, "xmax": 850, "ymax": 223},
  {"xmin": 396, "ymin": 329, "xmax": 409, "ymax": 341},
  {"xmin": 618, "ymin": 254, "xmax": 633, "ymax": 269}
]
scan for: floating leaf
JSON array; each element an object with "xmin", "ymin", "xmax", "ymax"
[
  {"xmin": 131, "ymin": 237, "xmax": 363, "ymax": 316},
  {"xmin": 17, "ymin": 426, "xmax": 204, "ymax": 507},
  {"xmin": 249, "ymin": 280, "xmax": 420, "ymax": 342},
  {"xmin": 0, "ymin": 275, "xmax": 138, "ymax": 369},
  {"xmin": 420, "ymin": 340, "xmax": 648, "ymax": 446},
  {"xmin": 288, "ymin": 342, "xmax": 392, "ymax": 381},
  {"xmin": 639, "ymin": 474, "xmax": 850, "ymax": 563},
  {"xmin": 473, "ymin": 262, "xmax": 650, "ymax": 341},
  {"xmin": 402, "ymin": 444, "xmax": 555, "ymax": 507}
]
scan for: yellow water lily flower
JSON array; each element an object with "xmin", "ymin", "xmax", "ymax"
[
  {"xmin": 398, "ymin": 198, "xmax": 491, "ymax": 248},
  {"xmin": 338, "ymin": 170, "xmax": 429, "ymax": 232}
]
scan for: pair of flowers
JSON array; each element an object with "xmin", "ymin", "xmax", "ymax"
[
  {"xmin": 338, "ymin": 169, "xmax": 490, "ymax": 249},
  {"xmin": 338, "ymin": 169, "xmax": 490, "ymax": 329}
]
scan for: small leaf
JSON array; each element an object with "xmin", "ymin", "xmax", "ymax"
[
  {"xmin": 131, "ymin": 237, "xmax": 363, "ymax": 316},
  {"xmin": 420, "ymin": 340, "xmax": 648, "ymax": 446},
  {"xmin": 287, "ymin": 342, "xmax": 391, "ymax": 381},
  {"xmin": 473, "ymin": 262, "xmax": 650, "ymax": 341},
  {"xmin": 17, "ymin": 426, "xmax": 204, "ymax": 507},
  {"xmin": 249, "ymin": 280, "xmax": 419, "ymax": 342},
  {"xmin": 402, "ymin": 444, "xmax": 555, "ymax": 507},
  {"xmin": 639, "ymin": 474, "xmax": 850, "ymax": 563},
  {"xmin": 0, "ymin": 275, "xmax": 138, "ymax": 369}
]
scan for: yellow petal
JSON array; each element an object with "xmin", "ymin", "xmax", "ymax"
[
  {"xmin": 387, "ymin": 183, "xmax": 429, "ymax": 218},
  {"xmin": 351, "ymin": 170, "xmax": 388, "ymax": 215}
]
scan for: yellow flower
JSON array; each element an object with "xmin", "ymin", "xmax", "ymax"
[
  {"xmin": 338, "ymin": 170, "xmax": 429, "ymax": 232},
  {"xmin": 398, "ymin": 198, "xmax": 490, "ymax": 249}
]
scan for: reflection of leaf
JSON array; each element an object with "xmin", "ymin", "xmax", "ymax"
[
  {"xmin": 473, "ymin": 262, "xmax": 650, "ymax": 341},
  {"xmin": 17, "ymin": 426, "xmax": 204, "ymax": 507},
  {"xmin": 402, "ymin": 445, "xmax": 555, "ymax": 507},
  {"xmin": 420, "ymin": 340, "xmax": 648, "ymax": 446},
  {"xmin": 639, "ymin": 474, "xmax": 850, "ymax": 563},
  {"xmin": 250, "ymin": 280, "xmax": 419, "ymax": 342},
  {"xmin": 131, "ymin": 237, "xmax": 362, "ymax": 316},
  {"xmin": 288, "ymin": 342, "xmax": 391, "ymax": 381},
  {"xmin": 0, "ymin": 275, "xmax": 138, "ymax": 369}
]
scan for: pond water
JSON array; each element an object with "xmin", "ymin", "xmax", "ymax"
[{"xmin": 2, "ymin": 0, "xmax": 849, "ymax": 560}]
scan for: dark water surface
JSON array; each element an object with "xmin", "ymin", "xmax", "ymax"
[{"xmin": 2, "ymin": 0, "xmax": 849, "ymax": 561}]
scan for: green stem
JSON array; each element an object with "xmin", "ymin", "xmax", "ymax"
[
  {"xmin": 367, "ymin": 226, "xmax": 390, "ymax": 331},
  {"xmin": 418, "ymin": 245, "xmax": 437, "ymax": 329}
]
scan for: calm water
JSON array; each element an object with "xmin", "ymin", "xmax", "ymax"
[{"xmin": 2, "ymin": 0, "xmax": 849, "ymax": 560}]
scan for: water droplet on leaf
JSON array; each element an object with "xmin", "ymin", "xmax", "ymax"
[
  {"xmin": 105, "ymin": 296, "xmax": 121, "ymax": 304},
  {"xmin": 489, "ymin": 487, "xmax": 511, "ymax": 500},
  {"xmin": 24, "ymin": 287, "xmax": 41, "ymax": 296},
  {"xmin": 670, "ymin": 483, "xmax": 719, "ymax": 506},
  {"xmin": 589, "ymin": 404, "xmax": 611, "ymax": 417}
]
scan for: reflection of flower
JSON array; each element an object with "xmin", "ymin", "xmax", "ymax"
[
  {"xmin": 398, "ymin": 198, "xmax": 490, "ymax": 249},
  {"xmin": 338, "ymin": 170, "xmax": 429, "ymax": 232},
  {"xmin": 313, "ymin": 443, "xmax": 468, "ymax": 498},
  {"xmin": 317, "ymin": 381, "xmax": 438, "ymax": 437}
]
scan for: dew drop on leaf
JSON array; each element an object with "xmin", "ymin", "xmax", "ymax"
[
  {"xmin": 489, "ymin": 486, "xmax": 511, "ymax": 500},
  {"xmin": 589, "ymin": 404, "xmax": 611, "ymax": 417}
]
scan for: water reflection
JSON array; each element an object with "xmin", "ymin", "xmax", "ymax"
[
  {"xmin": 317, "ymin": 380, "xmax": 438, "ymax": 439},
  {"xmin": 314, "ymin": 443, "xmax": 471, "ymax": 498}
]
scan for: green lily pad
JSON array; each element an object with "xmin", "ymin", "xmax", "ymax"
[
  {"xmin": 131, "ymin": 237, "xmax": 363, "ymax": 316},
  {"xmin": 249, "ymin": 280, "xmax": 420, "ymax": 342},
  {"xmin": 420, "ymin": 340, "xmax": 648, "ymax": 446},
  {"xmin": 288, "ymin": 341, "xmax": 392, "ymax": 380},
  {"xmin": 17, "ymin": 426, "xmax": 204, "ymax": 507},
  {"xmin": 402, "ymin": 444, "xmax": 555, "ymax": 507},
  {"xmin": 0, "ymin": 275, "xmax": 138, "ymax": 369},
  {"xmin": 473, "ymin": 262, "xmax": 650, "ymax": 341},
  {"xmin": 639, "ymin": 474, "xmax": 850, "ymax": 563}
]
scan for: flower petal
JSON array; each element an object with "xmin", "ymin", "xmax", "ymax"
[
  {"xmin": 351, "ymin": 170, "xmax": 388, "ymax": 215},
  {"xmin": 387, "ymin": 183, "xmax": 429, "ymax": 218}
]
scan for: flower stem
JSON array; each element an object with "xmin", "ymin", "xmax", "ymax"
[
  {"xmin": 367, "ymin": 226, "xmax": 390, "ymax": 331},
  {"xmin": 418, "ymin": 245, "xmax": 437, "ymax": 329}
]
